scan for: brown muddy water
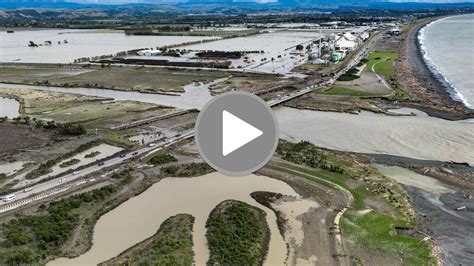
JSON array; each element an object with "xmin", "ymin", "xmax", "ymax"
[
  {"xmin": 49, "ymin": 172, "xmax": 305, "ymax": 265},
  {"xmin": 276, "ymin": 107, "xmax": 474, "ymax": 165}
]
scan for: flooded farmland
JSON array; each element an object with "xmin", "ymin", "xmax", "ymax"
[
  {"xmin": 0, "ymin": 96, "xmax": 20, "ymax": 118},
  {"xmin": 1, "ymin": 81, "xmax": 473, "ymax": 164},
  {"xmin": 276, "ymin": 107, "xmax": 474, "ymax": 164},
  {"xmin": 0, "ymin": 81, "xmax": 213, "ymax": 110},
  {"xmin": 49, "ymin": 172, "xmax": 300, "ymax": 266},
  {"xmin": 1, "ymin": 29, "xmax": 215, "ymax": 63}
]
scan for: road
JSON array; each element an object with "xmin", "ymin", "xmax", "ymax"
[
  {"xmin": 0, "ymin": 131, "xmax": 194, "ymax": 212},
  {"xmin": 0, "ymin": 33, "xmax": 375, "ymax": 212}
]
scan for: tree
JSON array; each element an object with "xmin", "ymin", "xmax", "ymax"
[
  {"xmin": 296, "ymin": 44, "xmax": 304, "ymax": 51},
  {"xmin": 34, "ymin": 119, "xmax": 44, "ymax": 128},
  {"xmin": 22, "ymin": 116, "xmax": 30, "ymax": 125}
]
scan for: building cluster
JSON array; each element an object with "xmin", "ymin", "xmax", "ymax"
[{"xmin": 304, "ymin": 30, "xmax": 371, "ymax": 64}]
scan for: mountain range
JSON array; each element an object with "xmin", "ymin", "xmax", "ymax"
[{"xmin": 1, "ymin": 0, "xmax": 473, "ymax": 8}]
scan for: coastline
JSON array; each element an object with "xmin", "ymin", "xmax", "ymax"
[
  {"xmin": 418, "ymin": 16, "xmax": 472, "ymax": 108},
  {"xmin": 397, "ymin": 16, "xmax": 474, "ymax": 120}
]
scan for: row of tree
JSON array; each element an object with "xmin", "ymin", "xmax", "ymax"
[{"xmin": 6, "ymin": 116, "xmax": 86, "ymax": 136}]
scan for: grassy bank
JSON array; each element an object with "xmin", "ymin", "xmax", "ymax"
[
  {"xmin": 206, "ymin": 200, "xmax": 269, "ymax": 265},
  {"xmin": 367, "ymin": 51, "xmax": 398, "ymax": 77},
  {"xmin": 366, "ymin": 51, "xmax": 410, "ymax": 101},
  {"xmin": 101, "ymin": 214, "xmax": 194, "ymax": 265},
  {"xmin": 273, "ymin": 140, "xmax": 435, "ymax": 265},
  {"xmin": 315, "ymin": 87, "xmax": 384, "ymax": 97}
]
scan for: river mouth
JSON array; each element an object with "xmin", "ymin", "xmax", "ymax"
[
  {"xmin": 276, "ymin": 107, "xmax": 474, "ymax": 165},
  {"xmin": 48, "ymin": 172, "xmax": 301, "ymax": 266}
]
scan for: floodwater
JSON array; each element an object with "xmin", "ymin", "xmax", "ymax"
[
  {"xmin": 179, "ymin": 30, "xmax": 319, "ymax": 74},
  {"xmin": 12, "ymin": 144, "xmax": 122, "ymax": 189},
  {"xmin": 0, "ymin": 161, "xmax": 27, "ymax": 176},
  {"xmin": 276, "ymin": 107, "xmax": 474, "ymax": 165},
  {"xmin": 49, "ymin": 172, "xmax": 299, "ymax": 265},
  {"xmin": 0, "ymin": 29, "xmax": 215, "ymax": 63},
  {"xmin": 273, "ymin": 198, "xmax": 319, "ymax": 264},
  {"xmin": 0, "ymin": 81, "xmax": 213, "ymax": 110},
  {"xmin": 0, "ymin": 96, "xmax": 20, "ymax": 118},
  {"xmin": 375, "ymin": 165, "xmax": 454, "ymax": 195}
]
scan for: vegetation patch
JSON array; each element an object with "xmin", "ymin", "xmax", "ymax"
[
  {"xmin": 316, "ymin": 87, "xmax": 383, "ymax": 97},
  {"xmin": 58, "ymin": 158, "xmax": 81, "ymax": 168},
  {"xmin": 0, "ymin": 185, "xmax": 118, "ymax": 264},
  {"xmin": 11, "ymin": 116, "xmax": 86, "ymax": 136},
  {"xmin": 84, "ymin": 151, "xmax": 101, "ymax": 158},
  {"xmin": 271, "ymin": 140, "xmax": 436, "ymax": 264},
  {"xmin": 367, "ymin": 51, "xmax": 398, "ymax": 77},
  {"xmin": 148, "ymin": 152, "xmax": 177, "ymax": 165},
  {"xmin": 111, "ymin": 168, "xmax": 135, "ymax": 185},
  {"xmin": 337, "ymin": 68, "xmax": 360, "ymax": 81},
  {"xmin": 341, "ymin": 212, "xmax": 436, "ymax": 265},
  {"xmin": 162, "ymin": 163, "xmax": 213, "ymax": 177},
  {"xmin": 101, "ymin": 214, "xmax": 194, "ymax": 266},
  {"xmin": 277, "ymin": 140, "xmax": 345, "ymax": 174},
  {"xmin": 206, "ymin": 200, "xmax": 269, "ymax": 266}
]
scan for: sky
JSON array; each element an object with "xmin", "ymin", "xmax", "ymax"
[{"xmin": 66, "ymin": 0, "xmax": 474, "ymax": 3}]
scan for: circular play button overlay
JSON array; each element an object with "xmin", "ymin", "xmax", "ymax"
[{"xmin": 195, "ymin": 91, "xmax": 279, "ymax": 176}]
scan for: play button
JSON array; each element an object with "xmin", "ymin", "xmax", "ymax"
[
  {"xmin": 195, "ymin": 92, "xmax": 279, "ymax": 176},
  {"xmin": 222, "ymin": 110, "xmax": 263, "ymax": 156}
]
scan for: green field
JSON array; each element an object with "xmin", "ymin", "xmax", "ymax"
[
  {"xmin": 366, "ymin": 51, "xmax": 398, "ymax": 77},
  {"xmin": 341, "ymin": 212, "xmax": 436, "ymax": 265},
  {"xmin": 272, "ymin": 140, "xmax": 435, "ymax": 264},
  {"xmin": 316, "ymin": 87, "xmax": 383, "ymax": 97}
]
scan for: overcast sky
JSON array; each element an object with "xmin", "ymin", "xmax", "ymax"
[{"xmin": 68, "ymin": 0, "xmax": 474, "ymax": 3}]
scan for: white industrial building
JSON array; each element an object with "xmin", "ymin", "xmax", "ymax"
[{"xmin": 137, "ymin": 49, "xmax": 161, "ymax": 56}]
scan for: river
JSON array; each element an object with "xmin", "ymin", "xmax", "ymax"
[
  {"xmin": 49, "ymin": 172, "xmax": 298, "ymax": 265},
  {"xmin": 276, "ymin": 107, "xmax": 474, "ymax": 165},
  {"xmin": 1, "ymin": 82, "xmax": 472, "ymax": 164}
]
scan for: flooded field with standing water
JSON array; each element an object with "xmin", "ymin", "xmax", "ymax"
[
  {"xmin": 49, "ymin": 172, "xmax": 302, "ymax": 265},
  {"xmin": 1, "ymin": 29, "xmax": 215, "ymax": 63}
]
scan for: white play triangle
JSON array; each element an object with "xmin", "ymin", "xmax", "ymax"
[{"xmin": 222, "ymin": 110, "xmax": 263, "ymax": 156}]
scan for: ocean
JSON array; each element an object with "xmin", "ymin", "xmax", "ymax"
[{"xmin": 419, "ymin": 14, "xmax": 474, "ymax": 109}]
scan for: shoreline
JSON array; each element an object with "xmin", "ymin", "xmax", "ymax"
[
  {"xmin": 417, "ymin": 16, "xmax": 472, "ymax": 108},
  {"xmin": 399, "ymin": 16, "xmax": 473, "ymax": 119}
]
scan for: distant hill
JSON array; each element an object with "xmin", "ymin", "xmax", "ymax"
[{"xmin": 1, "ymin": 0, "xmax": 473, "ymax": 9}]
